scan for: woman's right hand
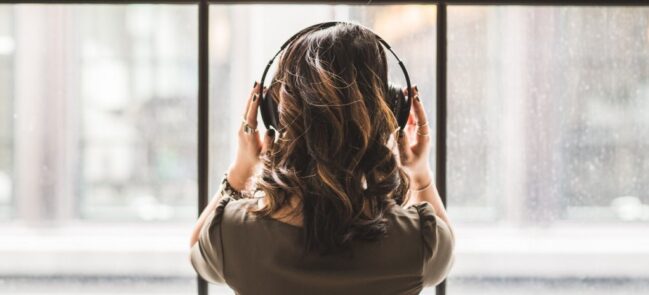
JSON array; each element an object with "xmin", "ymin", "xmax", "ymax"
[{"xmin": 396, "ymin": 86, "xmax": 434, "ymax": 189}]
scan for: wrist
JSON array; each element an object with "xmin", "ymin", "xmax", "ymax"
[
  {"xmin": 409, "ymin": 168, "xmax": 434, "ymax": 189},
  {"xmin": 226, "ymin": 165, "xmax": 252, "ymax": 191}
]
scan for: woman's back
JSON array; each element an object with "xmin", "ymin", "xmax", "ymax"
[
  {"xmin": 190, "ymin": 190, "xmax": 455, "ymax": 295},
  {"xmin": 189, "ymin": 21, "xmax": 456, "ymax": 295}
]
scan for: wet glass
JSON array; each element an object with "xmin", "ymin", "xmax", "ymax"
[
  {"xmin": 0, "ymin": 8, "xmax": 13, "ymax": 219},
  {"xmin": 447, "ymin": 6, "xmax": 649, "ymax": 294},
  {"xmin": 0, "ymin": 4, "xmax": 198, "ymax": 294}
]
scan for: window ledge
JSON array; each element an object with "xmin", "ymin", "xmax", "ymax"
[{"xmin": 0, "ymin": 223, "xmax": 647, "ymax": 278}]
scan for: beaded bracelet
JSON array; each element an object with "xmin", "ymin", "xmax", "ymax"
[{"xmin": 221, "ymin": 173, "xmax": 244, "ymax": 200}]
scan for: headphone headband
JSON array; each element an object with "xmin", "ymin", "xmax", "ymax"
[{"xmin": 258, "ymin": 21, "xmax": 413, "ymax": 131}]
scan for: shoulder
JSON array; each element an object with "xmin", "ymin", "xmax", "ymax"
[
  {"xmin": 402, "ymin": 201, "xmax": 455, "ymax": 286},
  {"xmin": 197, "ymin": 196, "xmax": 259, "ymax": 233},
  {"xmin": 404, "ymin": 202, "xmax": 438, "ymax": 235},
  {"xmin": 388, "ymin": 201, "xmax": 437, "ymax": 234},
  {"xmin": 223, "ymin": 197, "xmax": 259, "ymax": 212},
  {"xmin": 402, "ymin": 201, "xmax": 454, "ymax": 254},
  {"xmin": 217, "ymin": 197, "xmax": 262, "ymax": 226},
  {"xmin": 211, "ymin": 173, "xmax": 261, "ymax": 218}
]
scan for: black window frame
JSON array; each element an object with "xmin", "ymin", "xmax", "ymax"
[{"xmin": 2, "ymin": 0, "xmax": 648, "ymax": 294}]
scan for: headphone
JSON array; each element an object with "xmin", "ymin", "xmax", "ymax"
[{"xmin": 257, "ymin": 21, "xmax": 413, "ymax": 133}]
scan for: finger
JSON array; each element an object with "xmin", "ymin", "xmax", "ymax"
[
  {"xmin": 260, "ymin": 129, "xmax": 276, "ymax": 159},
  {"xmin": 403, "ymin": 87, "xmax": 418, "ymax": 141},
  {"xmin": 396, "ymin": 129, "xmax": 413, "ymax": 165},
  {"xmin": 407, "ymin": 108, "xmax": 416, "ymax": 126},
  {"xmin": 405, "ymin": 112, "xmax": 417, "ymax": 144},
  {"xmin": 411, "ymin": 86, "xmax": 428, "ymax": 127},
  {"xmin": 246, "ymin": 85, "xmax": 265, "ymax": 128},
  {"xmin": 243, "ymin": 81, "xmax": 260, "ymax": 120},
  {"xmin": 410, "ymin": 89, "xmax": 430, "ymax": 145}
]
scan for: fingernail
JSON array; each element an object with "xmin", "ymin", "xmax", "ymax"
[
  {"xmin": 414, "ymin": 85, "xmax": 418, "ymax": 92},
  {"xmin": 253, "ymin": 93, "xmax": 258, "ymax": 101},
  {"xmin": 253, "ymin": 81, "xmax": 258, "ymax": 88},
  {"xmin": 398, "ymin": 129, "xmax": 405, "ymax": 138},
  {"xmin": 268, "ymin": 129, "xmax": 275, "ymax": 137},
  {"xmin": 416, "ymin": 95, "xmax": 421, "ymax": 102}
]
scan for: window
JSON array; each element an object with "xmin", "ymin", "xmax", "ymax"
[
  {"xmin": 0, "ymin": 8, "xmax": 13, "ymax": 219},
  {"xmin": 208, "ymin": 4, "xmax": 437, "ymax": 199},
  {"xmin": 76, "ymin": 6, "xmax": 198, "ymax": 221},
  {"xmin": 1, "ymin": 4, "xmax": 198, "ymax": 294},
  {"xmin": 1, "ymin": 2, "xmax": 648, "ymax": 295},
  {"xmin": 447, "ymin": 6, "xmax": 649, "ymax": 294}
]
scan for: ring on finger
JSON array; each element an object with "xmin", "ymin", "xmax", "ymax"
[
  {"xmin": 416, "ymin": 121, "xmax": 428, "ymax": 127},
  {"xmin": 242, "ymin": 119, "xmax": 257, "ymax": 134}
]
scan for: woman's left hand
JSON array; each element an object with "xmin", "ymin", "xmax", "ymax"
[{"xmin": 226, "ymin": 81, "xmax": 276, "ymax": 191}]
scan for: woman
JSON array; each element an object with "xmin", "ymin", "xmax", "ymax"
[{"xmin": 189, "ymin": 22, "xmax": 455, "ymax": 295}]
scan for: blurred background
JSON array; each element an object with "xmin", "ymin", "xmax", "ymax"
[{"xmin": 0, "ymin": 3, "xmax": 647, "ymax": 295}]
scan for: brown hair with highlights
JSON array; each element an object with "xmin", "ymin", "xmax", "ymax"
[{"xmin": 250, "ymin": 22, "xmax": 410, "ymax": 257}]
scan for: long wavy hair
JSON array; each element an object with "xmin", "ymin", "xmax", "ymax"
[{"xmin": 249, "ymin": 22, "xmax": 411, "ymax": 257}]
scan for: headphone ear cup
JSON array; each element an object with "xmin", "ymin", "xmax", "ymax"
[
  {"xmin": 260, "ymin": 86, "xmax": 280, "ymax": 130},
  {"xmin": 386, "ymin": 83, "xmax": 410, "ymax": 130},
  {"xmin": 259, "ymin": 89, "xmax": 271, "ymax": 129}
]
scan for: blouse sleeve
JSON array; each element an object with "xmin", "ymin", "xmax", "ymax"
[
  {"xmin": 190, "ymin": 195, "xmax": 233, "ymax": 284},
  {"xmin": 409, "ymin": 201, "xmax": 456, "ymax": 287}
]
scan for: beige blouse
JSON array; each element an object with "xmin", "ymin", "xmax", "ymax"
[{"xmin": 190, "ymin": 179, "xmax": 455, "ymax": 295}]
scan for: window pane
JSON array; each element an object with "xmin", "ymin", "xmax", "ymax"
[
  {"xmin": 448, "ymin": 6, "xmax": 649, "ymax": 294},
  {"xmin": 0, "ymin": 4, "xmax": 197, "ymax": 294},
  {"xmin": 0, "ymin": 8, "xmax": 13, "ymax": 219},
  {"xmin": 209, "ymin": 4, "xmax": 436, "ymax": 294},
  {"xmin": 77, "ymin": 7, "xmax": 197, "ymax": 222},
  {"xmin": 209, "ymin": 4, "xmax": 436, "ymax": 195}
]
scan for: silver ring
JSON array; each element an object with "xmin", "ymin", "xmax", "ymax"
[{"xmin": 416, "ymin": 121, "xmax": 428, "ymax": 127}]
